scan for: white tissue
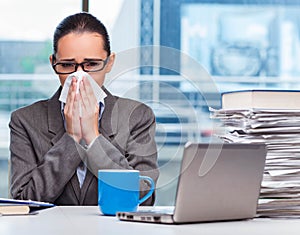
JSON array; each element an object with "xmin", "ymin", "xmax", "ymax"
[{"xmin": 59, "ymin": 71, "xmax": 107, "ymax": 117}]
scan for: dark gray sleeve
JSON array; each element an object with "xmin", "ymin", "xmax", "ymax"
[
  {"xmin": 85, "ymin": 104, "xmax": 159, "ymax": 205},
  {"xmin": 9, "ymin": 111, "xmax": 83, "ymax": 203}
]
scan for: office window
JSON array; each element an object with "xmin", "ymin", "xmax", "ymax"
[
  {"xmin": 158, "ymin": 0, "xmax": 300, "ymax": 205},
  {"xmin": 181, "ymin": 3, "xmax": 300, "ymax": 79}
]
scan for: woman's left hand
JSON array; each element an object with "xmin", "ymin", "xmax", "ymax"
[{"xmin": 78, "ymin": 76, "xmax": 100, "ymax": 145}]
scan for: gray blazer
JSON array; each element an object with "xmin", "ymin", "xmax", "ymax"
[{"xmin": 9, "ymin": 87, "xmax": 159, "ymax": 205}]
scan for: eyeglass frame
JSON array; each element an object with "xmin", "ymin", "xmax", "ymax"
[{"xmin": 51, "ymin": 54, "xmax": 110, "ymax": 74}]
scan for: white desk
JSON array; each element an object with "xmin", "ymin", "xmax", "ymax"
[{"xmin": 0, "ymin": 206, "xmax": 299, "ymax": 235}]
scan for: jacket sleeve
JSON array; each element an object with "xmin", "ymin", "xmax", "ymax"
[
  {"xmin": 9, "ymin": 110, "xmax": 83, "ymax": 203},
  {"xmin": 85, "ymin": 102, "xmax": 159, "ymax": 205}
]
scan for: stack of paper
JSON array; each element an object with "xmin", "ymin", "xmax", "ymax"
[{"xmin": 210, "ymin": 107, "xmax": 300, "ymax": 218}]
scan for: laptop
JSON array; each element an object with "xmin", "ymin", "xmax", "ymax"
[{"xmin": 117, "ymin": 142, "xmax": 267, "ymax": 224}]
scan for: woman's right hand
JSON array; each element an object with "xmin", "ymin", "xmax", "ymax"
[{"xmin": 64, "ymin": 77, "xmax": 82, "ymax": 143}]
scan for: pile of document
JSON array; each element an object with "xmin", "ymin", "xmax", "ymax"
[{"xmin": 210, "ymin": 108, "xmax": 300, "ymax": 218}]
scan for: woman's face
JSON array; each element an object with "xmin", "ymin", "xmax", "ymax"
[{"xmin": 50, "ymin": 32, "xmax": 115, "ymax": 87}]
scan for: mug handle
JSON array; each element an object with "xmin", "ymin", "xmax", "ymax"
[{"xmin": 138, "ymin": 176, "xmax": 155, "ymax": 204}]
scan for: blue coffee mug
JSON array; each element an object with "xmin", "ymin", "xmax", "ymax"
[{"xmin": 98, "ymin": 169, "xmax": 155, "ymax": 216}]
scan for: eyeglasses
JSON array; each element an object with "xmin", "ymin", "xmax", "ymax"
[{"xmin": 52, "ymin": 57, "xmax": 109, "ymax": 74}]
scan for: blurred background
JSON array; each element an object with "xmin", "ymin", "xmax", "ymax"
[{"xmin": 1, "ymin": 0, "xmax": 300, "ymax": 205}]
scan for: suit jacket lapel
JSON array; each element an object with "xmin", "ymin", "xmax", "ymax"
[
  {"xmin": 100, "ymin": 87, "xmax": 118, "ymax": 138},
  {"xmin": 47, "ymin": 87, "xmax": 65, "ymax": 145},
  {"xmin": 70, "ymin": 174, "xmax": 81, "ymax": 203},
  {"xmin": 79, "ymin": 170, "xmax": 94, "ymax": 204}
]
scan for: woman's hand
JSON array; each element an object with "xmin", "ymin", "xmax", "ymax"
[
  {"xmin": 64, "ymin": 77, "xmax": 82, "ymax": 142},
  {"xmin": 78, "ymin": 76, "xmax": 100, "ymax": 145}
]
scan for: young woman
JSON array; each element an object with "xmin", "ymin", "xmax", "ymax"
[{"xmin": 9, "ymin": 12, "xmax": 159, "ymax": 205}]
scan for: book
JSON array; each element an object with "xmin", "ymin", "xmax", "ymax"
[
  {"xmin": 0, "ymin": 198, "xmax": 55, "ymax": 215},
  {"xmin": 221, "ymin": 90, "xmax": 300, "ymax": 110},
  {"xmin": 0, "ymin": 204, "xmax": 31, "ymax": 215}
]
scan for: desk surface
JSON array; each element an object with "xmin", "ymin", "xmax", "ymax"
[{"xmin": 0, "ymin": 206, "xmax": 299, "ymax": 235}]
